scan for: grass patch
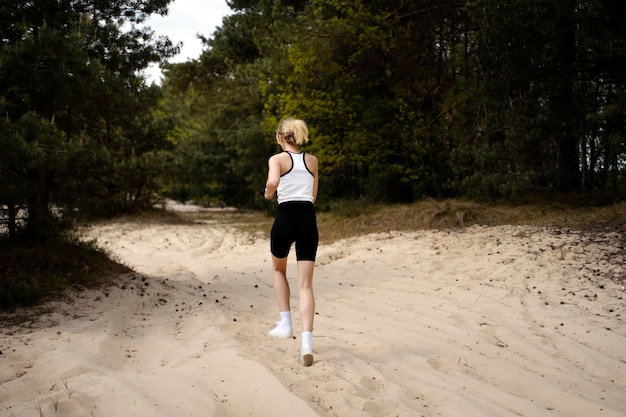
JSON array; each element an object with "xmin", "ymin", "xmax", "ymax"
[
  {"xmin": 316, "ymin": 198, "xmax": 626, "ymax": 242},
  {"xmin": 177, "ymin": 198, "xmax": 626, "ymax": 243},
  {"xmin": 0, "ymin": 235, "xmax": 131, "ymax": 310}
]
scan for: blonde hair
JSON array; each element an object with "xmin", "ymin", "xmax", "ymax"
[{"xmin": 276, "ymin": 118, "xmax": 309, "ymax": 146}]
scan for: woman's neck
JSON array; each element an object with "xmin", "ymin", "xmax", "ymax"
[{"xmin": 283, "ymin": 144, "xmax": 299, "ymax": 153}]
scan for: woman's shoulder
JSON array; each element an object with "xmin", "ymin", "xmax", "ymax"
[
  {"xmin": 304, "ymin": 152, "xmax": 318, "ymax": 163},
  {"xmin": 269, "ymin": 152, "xmax": 293, "ymax": 170},
  {"xmin": 269, "ymin": 152, "xmax": 290, "ymax": 161},
  {"xmin": 304, "ymin": 152, "xmax": 318, "ymax": 171}
]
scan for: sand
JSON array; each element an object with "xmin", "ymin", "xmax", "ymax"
[{"xmin": 1, "ymin": 210, "xmax": 625, "ymax": 417}]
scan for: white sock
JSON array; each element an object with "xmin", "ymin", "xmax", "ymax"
[
  {"xmin": 278, "ymin": 311, "xmax": 292, "ymax": 327},
  {"xmin": 301, "ymin": 331, "xmax": 313, "ymax": 352}
]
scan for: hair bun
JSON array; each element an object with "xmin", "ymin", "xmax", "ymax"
[{"xmin": 276, "ymin": 118, "xmax": 309, "ymax": 145}]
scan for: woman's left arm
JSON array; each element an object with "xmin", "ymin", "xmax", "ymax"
[{"xmin": 264, "ymin": 156, "xmax": 281, "ymax": 200}]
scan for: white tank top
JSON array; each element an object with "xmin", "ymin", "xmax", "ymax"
[{"xmin": 277, "ymin": 152, "xmax": 314, "ymax": 204}]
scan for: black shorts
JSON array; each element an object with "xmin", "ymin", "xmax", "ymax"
[{"xmin": 270, "ymin": 201, "xmax": 318, "ymax": 261}]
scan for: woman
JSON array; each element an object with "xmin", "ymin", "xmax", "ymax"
[{"xmin": 263, "ymin": 118, "xmax": 319, "ymax": 367}]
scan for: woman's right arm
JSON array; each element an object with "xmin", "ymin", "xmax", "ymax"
[{"xmin": 308, "ymin": 154, "xmax": 319, "ymax": 203}]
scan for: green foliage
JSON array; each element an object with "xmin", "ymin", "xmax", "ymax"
[
  {"xmin": 160, "ymin": 1, "xmax": 294, "ymax": 208},
  {"xmin": 0, "ymin": 113, "xmax": 75, "ymax": 240},
  {"xmin": 259, "ymin": 0, "xmax": 466, "ymax": 201},
  {"xmin": 0, "ymin": 0, "xmax": 179, "ymax": 239},
  {"xmin": 63, "ymin": 85, "xmax": 175, "ymax": 217},
  {"xmin": 463, "ymin": 0, "xmax": 626, "ymax": 196},
  {"xmin": 157, "ymin": 0, "xmax": 626, "ymax": 206}
]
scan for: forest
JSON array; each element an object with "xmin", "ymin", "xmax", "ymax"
[{"xmin": 1, "ymin": 0, "xmax": 625, "ymax": 243}]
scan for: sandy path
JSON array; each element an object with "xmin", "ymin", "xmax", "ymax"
[{"xmin": 1, "ymin": 220, "xmax": 624, "ymax": 417}]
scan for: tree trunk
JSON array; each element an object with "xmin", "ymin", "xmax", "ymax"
[
  {"xmin": 26, "ymin": 161, "xmax": 54, "ymax": 241},
  {"xmin": 551, "ymin": 3, "xmax": 580, "ymax": 192},
  {"xmin": 6, "ymin": 201, "xmax": 17, "ymax": 240}
]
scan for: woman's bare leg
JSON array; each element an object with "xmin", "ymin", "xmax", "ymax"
[
  {"xmin": 272, "ymin": 256, "xmax": 290, "ymax": 312},
  {"xmin": 268, "ymin": 255, "xmax": 293, "ymax": 338},
  {"xmin": 297, "ymin": 260, "xmax": 315, "ymax": 366},
  {"xmin": 297, "ymin": 260, "xmax": 315, "ymax": 331}
]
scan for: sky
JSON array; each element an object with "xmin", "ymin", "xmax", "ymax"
[{"xmin": 141, "ymin": 0, "xmax": 233, "ymax": 84}]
